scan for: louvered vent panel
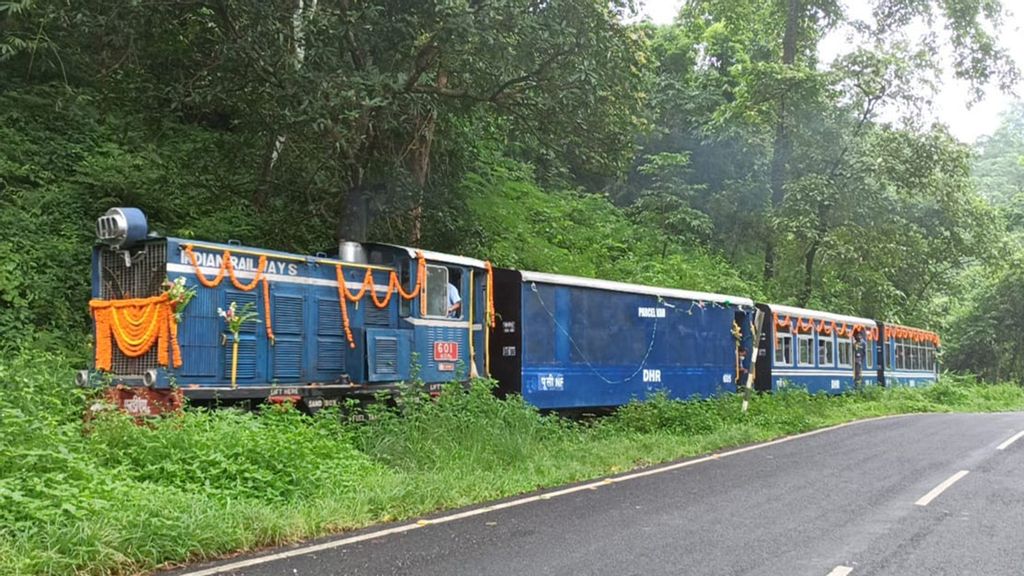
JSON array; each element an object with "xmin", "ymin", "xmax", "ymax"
[
  {"xmin": 365, "ymin": 304, "xmax": 390, "ymax": 326},
  {"xmin": 274, "ymin": 340, "xmax": 303, "ymax": 379},
  {"xmin": 374, "ymin": 337, "xmax": 399, "ymax": 375},
  {"xmin": 274, "ymin": 295, "xmax": 304, "ymax": 334},
  {"xmin": 223, "ymin": 339, "xmax": 257, "ymax": 379},
  {"xmin": 317, "ymin": 298, "xmax": 343, "ymax": 335},
  {"xmin": 317, "ymin": 340, "xmax": 346, "ymax": 372},
  {"xmin": 179, "ymin": 284, "xmax": 219, "ymax": 377}
]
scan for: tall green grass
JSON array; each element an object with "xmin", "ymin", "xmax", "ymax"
[{"xmin": 1, "ymin": 349, "xmax": 1022, "ymax": 575}]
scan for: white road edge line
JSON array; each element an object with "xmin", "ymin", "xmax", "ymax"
[
  {"xmin": 174, "ymin": 415, "xmax": 904, "ymax": 576},
  {"xmin": 826, "ymin": 566, "xmax": 854, "ymax": 576},
  {"xmin": 915, "ymin": 470, "xmax": 970, "ymax": 507},
  {"xmin": 996, "ymin": 430, "xmax": 1024, "ymax": 451}
]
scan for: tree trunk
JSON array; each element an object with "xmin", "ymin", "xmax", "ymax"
[
  {"xmin": 254, "ymin": 0, "xmax": 314, "ymax": 210},
  {"xmin": 797, "ymin": 239, "xmax": 818, "ymax": 307},
  {"xmin": 764, "ymin": 0, "xmax": 801, "ymax": 282},
  {"xmin": 407, "ymin": 68, "xmax": 447, "ymax": 246}
]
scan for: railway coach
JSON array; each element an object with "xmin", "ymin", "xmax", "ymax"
[
  {"xmin": 487, "ymin": 269, "xmax": 755, "ymax": 410},
  {"xmin": 753, "ymin": 304, "xmax": 879, "ymax": 394},
  {"xmin": 878, "ymin": 322, "xmax": 940, "ymax": 387}
]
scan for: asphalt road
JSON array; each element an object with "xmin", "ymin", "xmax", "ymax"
[{"xmin": 169, "ymin": 412, "xmax": 1024, "ymax": 576}]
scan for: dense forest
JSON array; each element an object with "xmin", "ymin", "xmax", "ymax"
[{"xmin": 2, "ymin": 0, "xmax": 1023, "ymax": 382}]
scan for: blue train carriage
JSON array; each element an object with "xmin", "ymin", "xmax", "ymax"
[
  {"xmin": 487, "ymin": 269, "xmax": 755, "ymax": 410},
  {"xmin": 81, "ymin": 208, "xmax": 493, "ymax": 415},
  {"xmin": 878, "ymin": 322, "xmax": 940, "ymax": 387},
  {"xmin": 753, "ymin": 304, "xmax": 879, "ymax": 394}
]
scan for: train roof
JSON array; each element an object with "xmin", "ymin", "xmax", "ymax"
[
  {"xmin": 518, "ymin": 270, "xmax": 754, "ymax": 307},
  {"xmin": 369, "ymin": 243, "xmax": 489, "ymax": 269},
  {"xmin": 885, "ymin": 322, "xmax": 939, "ymax": 336},
  {"xmin": 765, "ymin": 304, "xmax": 876, "ymax": 327}
]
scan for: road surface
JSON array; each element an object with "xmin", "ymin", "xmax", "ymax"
[{"xmin": 167, "ymin": 412, "xmax": 1024, "ymax": 576}]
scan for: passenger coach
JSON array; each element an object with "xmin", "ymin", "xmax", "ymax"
[
  {"xmin": 878, "ymin": 322, "xmax": 940, "ymax": 387},
  {"xmin": 753, "ymin": 304, "xmax": 879, "ymax": 394}
]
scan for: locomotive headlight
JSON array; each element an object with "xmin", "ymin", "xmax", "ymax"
[
  {"xmin": 143, "ymin": 368, "xmax": 158, "ymax": 388},
  {"xmin": 96, "ymin": 207, "xmax": 148, "ymax": 249},
  {"xmin": 75, "ymin": 370, "xmax": 90, "ymax": 387}
]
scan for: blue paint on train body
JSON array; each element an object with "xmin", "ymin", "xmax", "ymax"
[
  {"xmin": 84, "ymin": 208, "xmax": 941, "ymax": 412},
  {"xmin": 489, "ymin": 270, "xmax": 755, "ymax": 410},
  {"xmin": 88, "ymin": 236, "xmax": 489, "ymax": 403},
  {"xmin": 878, "ymin": 323, "xmax": 940, "ymax": 388},
  {"xmin": 754, "ymin": 304, "xmax": 939, "ymax": 395}
]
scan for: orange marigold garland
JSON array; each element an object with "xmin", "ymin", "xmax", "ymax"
[
  {"xmin": 184, "ymin": 245, "xmax": 227, "ymax": 288},
  {"xmin": 369, "ymin": 272, "xmax": 395, "ymax": 308},
  {"xmin": 261, "ymin": 277, "xmax": 275, "ymax": 344},
  {"xmin": 816, "ymin": 319, "xmax": 833, "ymax": 336},
  {"xmin": 774, "ymin": 314, "xmax": 793, "ymax": 331},
  {"xmin": 335, "ymin": 265, "xmax": 356, "ymax": 349},
  {"xmin": 796, "ymin": 317, "xmax": 814, "ymax": 333},
  {"xmin": 90, "ymin": 294, "xmax": 182, "ymax": 371},
  {"xmin": 334, "ymin": 252, "xmax": 428, "ymax": 348},
  {"xmin": 183, "ymin": 244, "xmax": 274, "ymax": 343}
]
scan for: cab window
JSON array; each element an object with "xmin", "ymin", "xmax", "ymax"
[
  {"xmin": 424, "ymin": 265, "xmax": 463, "ymax": 319},
  {"xmin": 425, "ymin": 265, "xmax": 449, "ymax": 318}
]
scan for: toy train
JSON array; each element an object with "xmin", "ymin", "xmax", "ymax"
[{"xmin": 81, "ymin": 208, "xmax": 940, "ymax": 415}]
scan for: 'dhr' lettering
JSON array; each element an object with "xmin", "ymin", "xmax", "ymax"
[{"xmin": 642, "ymin": 369, "xmax": 662, "ymax": 383}]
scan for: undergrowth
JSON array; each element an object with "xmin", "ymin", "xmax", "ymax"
[{"xmin": 1, "ymin": 349, "xmax": 1022, "ymax": 575}]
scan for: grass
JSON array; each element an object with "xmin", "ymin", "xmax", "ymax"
[{"xmin": 1, "ymin": 349, "xmax": 1022, "ymax": 575}]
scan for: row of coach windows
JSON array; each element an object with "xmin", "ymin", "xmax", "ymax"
[
  {"xmin": 775, "ymin": 330, "xmax": 871, "ymax": 368},
  {"xmin": 887, "ymin": 340, "xmax": 936, "ymax": 371}
]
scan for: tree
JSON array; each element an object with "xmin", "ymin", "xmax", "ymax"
[{"xmin": 3, "ymin": 0, "xmax": 650, "ymax": 245}]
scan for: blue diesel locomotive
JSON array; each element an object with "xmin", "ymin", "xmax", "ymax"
[{"xmin": 81, "ymin": 208, "xmax": 939, "ymax": 415}]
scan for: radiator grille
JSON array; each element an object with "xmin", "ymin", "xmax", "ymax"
[{"xmin": 98, "ymin": 240, "xmax": 167, "ymax": 375}]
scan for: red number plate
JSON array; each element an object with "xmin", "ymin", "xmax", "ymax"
[{"xmin": 433, "ymin": 341, "xmax": 459, "ymax": 362}]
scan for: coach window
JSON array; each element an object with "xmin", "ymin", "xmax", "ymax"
[
  {"xmin": 837, "ymin": 338, "xmax": 852, "ymax": 368},
  {"xmin": 865, "ymin": 340, "xmax": 874, "ymax": 369},
  {"xmin": 797, "ymin": 334, "xmax": 815, "ymax": 367},
  {"xmin": 818, "ymin": 336, "xmax": 834, "ymax": 367},
  {"xmin": 885, "ymin": 341, "xmax": 892, "ymax": 369},
  {"xmin": 775, "ymin": 331, "xmax": 793, "ymax": 366}
]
